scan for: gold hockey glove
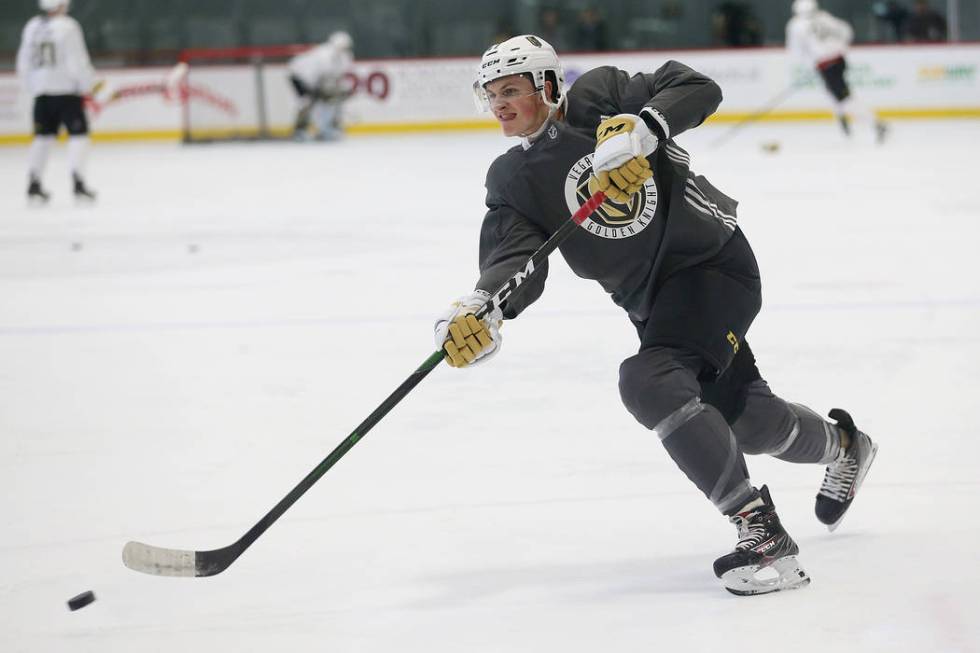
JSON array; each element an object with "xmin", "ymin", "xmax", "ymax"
[
  {"xmin": 434, "ymin": 290, "xmax": 503, "ymax": 368},
  {"xmin": 594, "ymin": 156, "xmax": 651, "ymax": 204},
  {"xmin": 593, "ymin": 114, "xmax": 658, "ymax": 203}
]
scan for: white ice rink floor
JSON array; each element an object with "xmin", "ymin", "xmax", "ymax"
[{"xmin": 1, "ymin": 121, "xmax": 979, "ymax": 652}]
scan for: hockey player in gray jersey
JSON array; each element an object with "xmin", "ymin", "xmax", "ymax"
[{"xmin": 435, "ymin": 35, "xmax": 878, "ymax": 596}]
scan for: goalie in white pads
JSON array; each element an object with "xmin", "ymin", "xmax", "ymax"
[
  {"xmin": 16, "ymin": 0, "xmax": 99, "ymax": 202},
  {"xmin": 288, "ymin": 31, "xmax": 354, "ymax": 141},
  {"xmin": 435, "ymin": 35, "xmax": 879, "ymax": 596}
]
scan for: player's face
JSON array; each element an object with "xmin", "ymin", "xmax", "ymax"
[{"xmin": 484, "ymin": 75, "xmax": 550, "ymax": 138}]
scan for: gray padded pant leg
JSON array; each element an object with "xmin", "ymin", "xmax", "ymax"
[
  {"xmin": 730, "ymin": 380, "xmax": 842, "ymax": 464},
  {"xmin": 782, "ymin": 403, "xmax": 842, "ymax": 464},
  {"xmin": 619, "ymin": 347, "xmax": 755, "ymax": 515}
]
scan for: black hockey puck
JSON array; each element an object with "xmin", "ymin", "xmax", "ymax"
[{"xmin": 67, "ymin": 590, "xmax": 96, "ymax": 611}]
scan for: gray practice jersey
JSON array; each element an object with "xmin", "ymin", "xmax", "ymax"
[{"xmin": 476, "ymin": 61, "xmax": 739, "ymax": 322}]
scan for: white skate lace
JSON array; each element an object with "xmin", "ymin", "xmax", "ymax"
[
  {"xmin": 819, "ymin": 444, "xmax": 860, "ymax": 502},
  {"xmin": 732, "ymin": 512, "xmax": 769, "ymax": 551}
]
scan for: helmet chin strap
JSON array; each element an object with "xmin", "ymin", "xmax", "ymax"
[
  {"xmin": 518, "ymin": 89, "xmax": 566, "ymax": 140},
  {"xmin": 543, "ymin": 87, "xmax": 568, "ymax": 117},
  {"xmin": 519, "ymin": 119, "xmax": 550, "ymax": 141}
]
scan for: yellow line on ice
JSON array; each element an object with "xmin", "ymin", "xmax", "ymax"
[{"xmin": 1, "ymin": 108, "xmax": 979, "ymax": 145}]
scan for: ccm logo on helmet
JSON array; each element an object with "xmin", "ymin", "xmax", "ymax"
[{"xmin": 482, "ymin": 59, "xmax": 500, "ymax": 69}]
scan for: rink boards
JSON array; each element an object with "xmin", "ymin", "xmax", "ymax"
[{"xmin": 0, "ymin": 43, "xmax": 978, "ymax": 143}]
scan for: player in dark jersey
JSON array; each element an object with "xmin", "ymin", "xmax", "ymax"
[{"xmin": 434, "ymin": 35, "xmax": 878, "ymax": 596}]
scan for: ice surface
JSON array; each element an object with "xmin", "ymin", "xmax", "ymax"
[{"xmin": 1, "ymin": 121, "xmax": 978, "ymax": 652}]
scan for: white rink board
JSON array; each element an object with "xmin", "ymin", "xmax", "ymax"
[{"xmin": 0, "ymin": 43, "xmax": 978, "ymax": 139}]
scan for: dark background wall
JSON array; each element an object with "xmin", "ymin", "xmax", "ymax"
[{"xmin": 0, "ymin": 0, "xmax": 973, "ymax": 67}]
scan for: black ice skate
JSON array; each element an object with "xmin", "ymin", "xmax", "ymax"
[
  {"xmin": 28, "ymin": 177, "xmax": 51, "ymax": 204},
  {"xmin": 713, "ymin": 486, "xmax": 810, "ymax": 596},
  {"xmin": 838, "ymin": 115, "xmax": 852, "ymax": 137},
  {"xmin": 815, "ymin": 408, "xmax": 878, "ymax": 531},
  {"xmin": 73, "ymin": 174, "xmax": 97, "ymax": 202}
]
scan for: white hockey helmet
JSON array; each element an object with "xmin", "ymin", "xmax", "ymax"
[
  {"xmin": 39, "ymin": 0, "xmax": 69, "ymax": 11},
  {"xmin": 792, "ymin": 0, "xmax": 818, "ymax": 15},
  {"xmin": 473, "ymin": 34, "xmax": 566, "ymax": 114},
  {"xmin": 328, "ymin": 31, "xmax": 353, "ymax": 51}
]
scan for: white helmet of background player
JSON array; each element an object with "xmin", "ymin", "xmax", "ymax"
[
  {"xmin": 792, "ymin": 0, "xmax": 818, "ymax": 15},
  {"xmin": 328, "ymin": 31, "xmax": 353, "ymax": 51},
  {"xmin": 39, "ymin": 0, "xmax": 69, "ymax": 11},
  {"xmin": 473, "ymin": 34, "xmax": 567, "ymax": 115}
]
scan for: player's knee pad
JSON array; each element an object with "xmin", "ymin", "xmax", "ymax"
[
  {"xmin": 729, "ymin": 382, "xmax": 798, "ymax": 455},
  {"xmin": 618, "ymin": 347, "xmax": 701, "ymax": 431}
]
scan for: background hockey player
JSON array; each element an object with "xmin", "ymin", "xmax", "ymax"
[
  {"xmin": 287, "ymin": 31, "xmax": 354, "ymax": 141},
  {"xmin": 435, "ymin": 34, "xmax": 878, "ymax": 595},
  {"xmin": 16, "ymin": 0, "xmax": 99, "ymax": 202},
  {"xmin": 786, "ymin": 0, "xmax": 888, "ymax": 142}
]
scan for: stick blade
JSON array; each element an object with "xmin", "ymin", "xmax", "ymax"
[{"xmin": 122, "ymin": 541, "xmax": 198, "ymax": 577}]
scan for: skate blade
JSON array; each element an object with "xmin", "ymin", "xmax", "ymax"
[
  {"xmin": 720, "ymin": 555, "xmax": 810, "ymax": 596},
  {"xmin": 828, "ymin": 442, "xmax": 879, "ymax": 532}
]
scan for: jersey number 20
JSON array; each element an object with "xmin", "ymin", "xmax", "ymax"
[{"xmin": 33, "ymin": 41, "xmax": 57, "ymax": 68}]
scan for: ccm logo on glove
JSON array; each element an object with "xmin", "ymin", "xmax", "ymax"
[{"xmin": 592, "ymin": 113, "xmax": 659, "ymax": 204}]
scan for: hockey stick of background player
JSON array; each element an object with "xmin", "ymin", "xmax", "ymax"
[
  {"xmin": 708, "ymin": 84, "xmax": 800, "ymax": 149},
  {"xmin": 122, "ymin": 190, "xmax": 607, "ymax": 578}
]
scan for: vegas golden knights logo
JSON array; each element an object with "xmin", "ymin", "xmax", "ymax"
[{"xmin": 563, "ymin": 153, "xmax": 658, "ymax": 240}]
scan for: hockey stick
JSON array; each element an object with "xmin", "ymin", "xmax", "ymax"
[
  {"xmin": 709, "ymin": 84, "xmax": 800, "ymax": 149},
  {"xmin": 122, "ymin": 190, "xmax": 607, "ymax": 577}
]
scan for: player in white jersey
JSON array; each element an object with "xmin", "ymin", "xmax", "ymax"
[
  {"xmin": 786, "ymin": 0, "xmax": 888, "ymax": 142},
  {"xmin": 16, "ymin": 0, "xmax": 98, "ymax": 202},
  {"xmin": 287, "ymin": 31, "xmax": 354, "ymax": 141}
]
